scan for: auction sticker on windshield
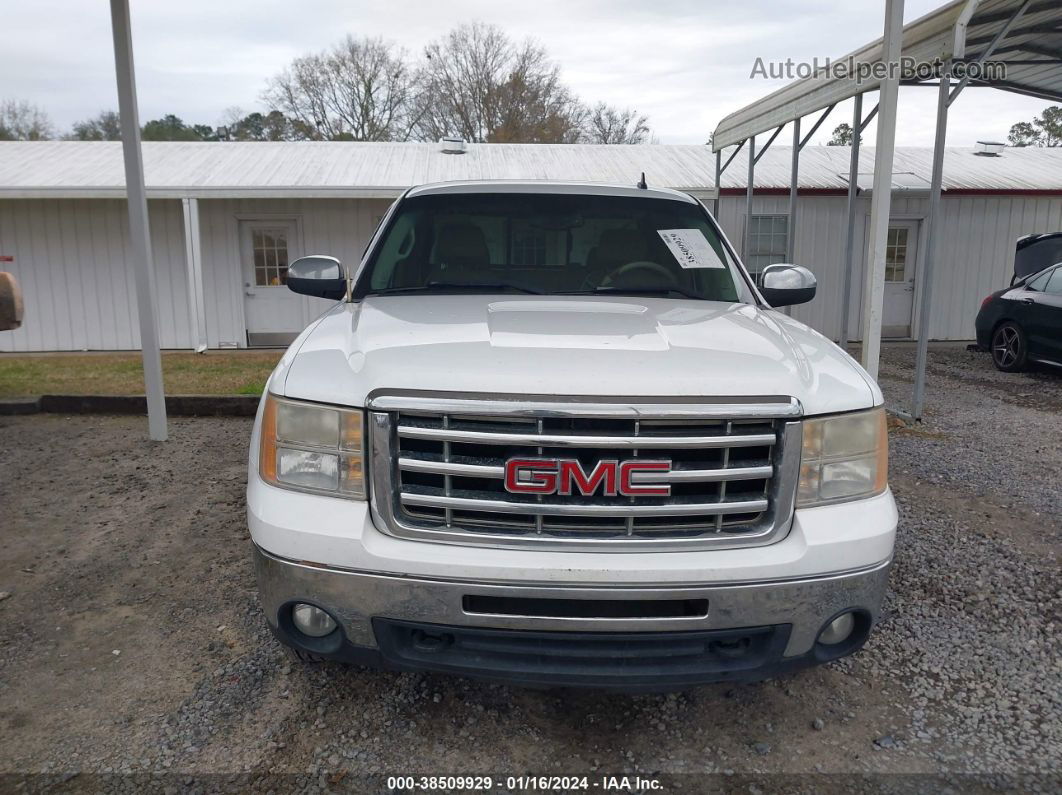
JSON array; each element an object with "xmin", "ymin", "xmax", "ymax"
[{"xmin": 657, "ymin": 228, "xmax": 726, "ymax": 269}]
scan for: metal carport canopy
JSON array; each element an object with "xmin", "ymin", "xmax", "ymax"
[
  {"xmin": 710, "ymin": 0, "xmax": 1062, "ymax": 420},
  {"xmin": 713, "ymin": 0, "xmax": 1062, "ymax": 149}
]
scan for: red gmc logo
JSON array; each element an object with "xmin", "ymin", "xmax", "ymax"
[{"xmin": 504, "ymin": 458, "xmax": 672, "ymax": 497}]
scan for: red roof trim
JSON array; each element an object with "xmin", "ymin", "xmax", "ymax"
[
  {"xmin": 718, "ymin": 188, "xmax": 849, "ymax": 196},
  {"xmin": 936, "ymin": 189, "xmax": 1062, "ymax": 196},
  {"xmin": 719, "ymin": 187, "xmax": 1062, "ymax": 197}
]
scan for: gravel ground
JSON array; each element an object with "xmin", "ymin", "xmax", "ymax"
[{"xmin": 0, "ymin": 342, "xmax": 1059, "ymax": 792}]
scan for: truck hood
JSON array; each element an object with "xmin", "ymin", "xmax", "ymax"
[{"xmin": 276, "ymin": 295, "xmax": 880, "ymax": 416}]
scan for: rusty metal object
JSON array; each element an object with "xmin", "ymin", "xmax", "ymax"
[{"xmin": 0, "ymin": 272, "xmax": 23, "ymax": 331}]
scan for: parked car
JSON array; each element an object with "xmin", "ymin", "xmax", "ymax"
[
  {"xmin": 1013, "ymin": 233, "xmax": 1062, "ymax": 284},
  {"xmin": 246, "ymin": 181, "xmax": 896, "ymax": 690},
  {"xmin": 976, "ymin": 262, "xmax": 1062, "ymax": 372}
]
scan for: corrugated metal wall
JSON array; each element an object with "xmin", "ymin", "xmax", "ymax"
[
  {"xmin": 716, "ymin": 194, "xmax": 854, "ymax": 339},
  {"xmin": 0, "ymin": 199, "xmax": 191, "ymax": 351},
  {"xmin": 0, "ymin": 197, "xmax": 391, "ymax": 351},
  {"xmin": 1, "ymin": 192, "xmax": 1060, "ymax": 351},
  {"xmin": 194, "ymin": 198, "xmax": 391, "ymax": 347},
  {"xmin": 717, "ymin": 192, "xmax": 1062, "ymax": 341},
  {"xmin": 921, "ymin": 194, "xmax": 1062, "ymax": 340}
]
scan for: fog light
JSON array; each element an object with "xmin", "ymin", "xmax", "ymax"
[
  {"xmin": 817, "ymin": 612, "xmax": 856, "ymax": 645},
  {"xmin": 291, "ymin": 603, "xmax": 337, "ymax": 638}
]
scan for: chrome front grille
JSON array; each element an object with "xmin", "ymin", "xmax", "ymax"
[{"xmin": 368, "ymin": 394, "xmax": 802, "ymax": 552}]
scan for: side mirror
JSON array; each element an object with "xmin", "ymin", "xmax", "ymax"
[
  {"xmin": 287, "ymin": 255, "xmax": 347, "ymax": 300},
  {"xmin": 759, "ymin": 264, "xmax": 817, "ymax": 308}
]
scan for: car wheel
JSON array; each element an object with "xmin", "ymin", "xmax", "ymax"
[{"xmin": 991, "ymin": 321, "xmax": 1028, "ymax": 372}]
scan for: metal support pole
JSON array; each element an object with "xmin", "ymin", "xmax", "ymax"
[
  {"xmin": 911, "ymin": 64, "xmax": 952, "ymax": 421},
  {"xmin": 787, "ymin": 118, "xmax": 800, "ymax": 263},
  {"xmin": 754, "ymin": 125, "xmax": 785, "ymax": 164},
  {"xmin": 181, "ymin": 198, "xmax": 209, "ymax": 352},
  {"xmin": 840, "ymin": 93, "xmax": 864, "ymax": 347},
  {"xmin": 799, "ymin": 104, "xmax": 836, "ymax": 148},
  {"xmin": 110, "ymin": 0, "xmax": 167, "ymax": 440},
  {"xmin": 744, "ymin": 135, "xmax": 756, "ymax": 260},
  {"xmin": 714, "ymin": 149, "xmax": 722, "ymax": 217},
  {"xmin": 859, "ymin": 0, "xmax": 904, "ymax": 379}
]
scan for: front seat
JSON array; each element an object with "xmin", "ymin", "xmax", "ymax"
[{"xmin": 431, "ymin": 223, "xmax": 491, "ymax": 281}]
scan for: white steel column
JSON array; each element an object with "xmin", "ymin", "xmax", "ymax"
[
  {"xmin": 714, "ymin": 149, "xmax": 722, "ymax": 217},
  {"xmin": 181, "ymin": 198, "xmax": 209, "ymax": 352},
  {"xmin": 743, "ymin": 135, "xmax": 756, "ymax": 259},
  {"xmin": 840, "ymin": 93, "xmax": 864, "ymax": 347},
  {"xmin": 911, "ymin": 1, "xmax": 1031, "ymax": 419},
  {"xmin": 787, "ymin": 118, "xmax": 800, "ymax": 263},
  {"xmin": 110, "ymin": 0, "xmax": 167, "ymax": 440},
  {"xmin": 859, "ymin": 0, "xmax": 904, "ymax": 378},
  {"xmin": 910, "ymin": 67, "xmax": 951, "ymax": 420}
]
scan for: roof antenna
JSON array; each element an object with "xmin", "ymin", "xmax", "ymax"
[{"xmin": 636, "ymin": 172, "xmax": 647, "ymax": 190}]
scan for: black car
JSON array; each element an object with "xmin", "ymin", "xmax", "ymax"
[{"xmin": 975, "ymin": 262, "xmax": 1062, "ymax": 371}]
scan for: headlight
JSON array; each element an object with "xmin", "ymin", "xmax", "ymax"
[
  {"xmin": 797, "ymin": 407, "xmax": 887, "ymax": 507},
  {"xmin": 259, "ymin": 394, "xmax": 365, "ymax": 499}
]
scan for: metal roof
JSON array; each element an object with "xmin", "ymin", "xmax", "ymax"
[
  {"xmin": 0, "ymin": 141, "xmax": 721, "ymax": 200},
  {"xmin": 0, "ymin": 140, "xmax": 1060, "ymax": 199},
  {"xmin": 713, "ymin": 0, "xmax": 1062, "ymax": 150},
  {"xmin": 716, "ymin": 144, "xmax": 1062, "ymax": 191}
]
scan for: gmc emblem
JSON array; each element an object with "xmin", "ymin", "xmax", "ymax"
[{"xmin": 504, "ymin": 458, "xmax": 672, "ymax": 497}]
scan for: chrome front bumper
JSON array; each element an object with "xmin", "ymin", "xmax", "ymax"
[{"xmin": 253, "ymin": 544, "xmax": 891, "ymax": 663}]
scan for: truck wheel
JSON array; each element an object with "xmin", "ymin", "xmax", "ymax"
[
  {"xmin": 991, "ymin": 321, "xmax": 1028, "ymax": 372},
  {"xmin": 282, "ymin": 644, "xmax": 327, "ymax": 664}
]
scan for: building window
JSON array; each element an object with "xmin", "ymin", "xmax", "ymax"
[
  {"xmin": 511, "ymin": 225, "xmax": 548, "ymax": 266},
  {"xmin": 253, "ymin": 228, "xmax": 290, "ymax": 286},
  {"xmin": 747, "ymin": 215, "xmax": 789, "ymax": 277},
  {"xmin": 884, "ymin": 226, "xmax": 909, "ymax": 282}
]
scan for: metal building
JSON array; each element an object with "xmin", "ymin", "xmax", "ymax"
[{"xmin": 0, "ymin": 140, "xmax": 1059, "ymax": 351}]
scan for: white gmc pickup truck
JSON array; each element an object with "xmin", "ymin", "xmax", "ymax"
[{"xmin": 247, "ymin": 181, "xmax": 896, "ymax": 689}]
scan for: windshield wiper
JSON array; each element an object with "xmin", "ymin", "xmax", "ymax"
[
  {"xmin": 369, "ymin": 281, "xmax": 543, "ymax": 296},
  {"xmin": 562, "ymin": 286, "xmax": 704, "ymax": 300}
]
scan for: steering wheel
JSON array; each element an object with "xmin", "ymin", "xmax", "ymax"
[{"xmin": 601, "ymin": 260, "xmax": 679, "ymax": 288}]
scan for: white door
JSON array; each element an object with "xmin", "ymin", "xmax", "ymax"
[
  {"xmin": 881, "ymin": 221, "xmax": 919, "ymax": 338},
  {"xmin": 241, "ymin": 220, "xmax": 302, "ymax": 346}
]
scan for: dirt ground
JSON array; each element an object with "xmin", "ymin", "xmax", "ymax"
[{"xmin": 0, "ymin": 343, "xmax": 1059, "ymax": 792}]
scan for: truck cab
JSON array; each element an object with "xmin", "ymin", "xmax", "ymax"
[{"xmin": 247, "ymin": 180, "xmax": 896, "ymax": 689}]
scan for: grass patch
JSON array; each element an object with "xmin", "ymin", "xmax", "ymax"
[{"xmin": 0, "ymin": 352, "xmax": 284, "ymax": 398}]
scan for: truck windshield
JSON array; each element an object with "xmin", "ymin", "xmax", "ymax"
[{"xmin": 356, "ymin": 193, "xmax": 751, "ymax": 302}]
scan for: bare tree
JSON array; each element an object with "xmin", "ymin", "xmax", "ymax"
[
  {"xmin": 414, "ymin": 23, "xmax": 584, "ymax": 144},
  {"xmin": 582, "ymin": 103, "xmax": 650, "ymax": 144},
  {"xmin": 0, "ymin": 100, "xmax": 54, "ymax": 140},
  {"xmin": 264, "ymin": 36, "xmax": 419, "ymax": 141},
  {"xmin": 70, "ymin": 110, "xmax": 122, "ymax": 140}
]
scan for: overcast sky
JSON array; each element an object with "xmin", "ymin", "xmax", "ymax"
[{"xmin": 5, "ymin": 0, "xmax": 1054, "ymax": 147}]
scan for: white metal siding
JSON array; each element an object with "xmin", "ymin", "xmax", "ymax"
[
  {"xmin": 717, "ymin": 192, "xmax": 1062, "ymax": 342},
  {"xmin": 0, "ymin": 199, "xmax": 191, "ymax": 351},
  {"xmin": 2, "ymin": 192, "xmax": 1060, "ymax": 352},
  {"xmin": 0, "ymin": 197, "xmax": 392, "ymax": 351},
  {"xmin": 925, "ymin": 195, "xmax": 1062, "ymax": 340},
  {"xmin": 196, "ymin": 198, "xmax": 391, "ymax": 347}
]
